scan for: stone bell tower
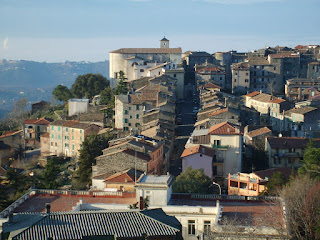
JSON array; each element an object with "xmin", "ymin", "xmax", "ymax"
[{"xmin": 160, "ymin": 37, "xmax": 169, "ymax": 49}]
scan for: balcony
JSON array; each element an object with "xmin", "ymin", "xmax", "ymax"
[
  {"xmin": 212, "ymin": 144, "xmax": 229, "ymax": 150},
  {"xmin": 229, "ymin": 186, "xmax": 260, "ymax": 197}
]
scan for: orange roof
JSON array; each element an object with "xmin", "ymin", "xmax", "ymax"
[
  {"xmin": 208, "ymin": 122, "xmax": 242, "ymax": 135},
  {"xmin": 24, "ymin": 118, "xmax": 52, "ymax": 125},
  {"xmin": 208, "ymin": 108, "xmax": 228, "ymax": 117},
  {"xmin": 104, "ymin": 169, "xmax": 143, "ymax": 183},
  {"xmin": 202, "ymin": 82, "xmax": 221, "ymax": 89},
  {"xmin": 270, "ymin": 98, "xmax": 286, "ymax": 104},
  {"xmin": 246, "ymin": 127, "xmax": 272, "ymax": 138},
  {"xmin": 245, "ymin": 91, "xmax": 260, "ymax": 97},
  {"xmin": 181, "ymin": 145, "xmax": 215, "ymax": 158},
  {"xmin": 0, "ymin": 130, "xmax": 22, "ymax": 138}
]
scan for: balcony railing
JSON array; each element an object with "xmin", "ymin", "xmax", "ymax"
[{"xmin": 212, "ymin": 145, "xmax": 229, "ymax": 150}]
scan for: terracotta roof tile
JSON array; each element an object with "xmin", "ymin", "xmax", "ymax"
[
  {"xmin": 208, "ymin": 108, "xmax": 228, "ymax": 117},
  {"xmin": 245, "ymin": 91, "xmax": 260, "ymax": 97},
  {"xmin": 110, "ymin": 48, "xmax": 182, "ymax": 54},
  {"xmin": 104, "ymin": 169, "xmax": 144, "ymax": 183},
  {"xmin": 181, "ymin": 145, "xmax": 215, "ymax": 158},
  {"xmin": 208, "ymin": 122, "xmax": 243, "ymax": 135},
  {"xmin": 202, "ymin": 82, "xmax": 221, "ymax": 89},
  {"xmin": 246, "ymin": 127, "xmax": 272, "ymax": 138},
  {"xmin": 0, "ymin": 130, "xmax": 22, "ymax": 138}
]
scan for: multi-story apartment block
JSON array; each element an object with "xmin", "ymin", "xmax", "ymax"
[
  {"xmin": 307, "ymin": 62, "xmax": 320, "ymax": 79},
  {"xmin": 285, "ymin": 78, "xmax": 320, "ymax": 102},
  {"xmin": 231, "ymin": 62, "xmax": 250, "ymax": 94},
  {"xmin": 266, "ymin": 137, "xmax": 320, "ymax": 168},
  {"xmin": 196, "ymin": 66, "xmax": 226, "ymax": 89},
  {"xmin": 48, "ymin": 120, "xmax": 100, "ymax": 157},
  {"xmin": 23, "ymin": 118, "xmax": 53, "ymax": 149},
  {"xmin": 185, "ymin": 122, "xmax": 243, "ymax": 186},
  {"xmin": 283, "ymin": 106, "xmax": 320, "ymax": 137},
  {"xmin": 115, "ymin": 83, "xmax": 175, "ymax": 132}
]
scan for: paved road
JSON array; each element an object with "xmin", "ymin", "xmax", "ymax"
[{"xmin": 170, "ymin": 97, "xmax": 197, "ymax": 176}]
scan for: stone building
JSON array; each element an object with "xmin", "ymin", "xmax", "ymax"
[
  {"xmin": 109, "ymin": 37, "xmax": 182, "ymax": 87},
  {"xmin": 23, "ymin": 118, "xmax": 53, "ymax": 149},
  {"xmin": 285, "ymin": 78, "xmax": 320, "ymax": 102},
  {"xmin": 94, "ymin": 135, "xmax": 165, "ymax": 177}
]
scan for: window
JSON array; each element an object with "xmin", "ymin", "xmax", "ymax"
[
  {"xmin": 58, "ymin": 127, "xmax": 61, "ymax": 131},
  {"xmin": 188, "ymin": 220, "xmax": 196, "ymax": 235},
  {"xmin": 136, "ymin": 105, "xmax": 139, "ymax": 110},
  {"xmin": 129, "ymin": 107, "xmax": 131, "ymax": 110},
  {"xmin": 51, "ymin": 126, "xmax": 54, "ymax": 130},
  {"xmin": 234, "ymin": 79, "xmax": 236, "ymax": 82},
  {"xmin": 204, "ymin": 221, "xmax": 211, "ymax": 235},
  {"xmin": 124, "ymin": 118, "xmax": 128, "ymax": 123},
  {"xmin": 174, "ymin": 74, "xmax": 177, "ymax": 77},
  {"xmin": 246, "ymin": 72, "xmax": 249, "ymax": 76},
  {"xmin": 72, "ymin": 145, "xmax": 74, "ymax": 150},
  {"xmin": 140, "ymin": 69, "xmax": 144, "ymax": 72},
  {"xmin": 51, "ymin": 134, "xmax": 54, "ymax": 139},
  {"xmin": 58, "ymin": 135, "xmax": 60, "ymax": 140},
  {"xmin": 80, "ymin": 130, "xmax": 82, "ymax": 134},
  {"xmin": 136, "ymin": 114, "xmax": 139, "ymax": 119},
  {"xmin": 220, "ymin": 77, "xmax": 222, "ymax": 80},
  {"xmin": 80, "ymin": 137, "xmax": 82, "ymax": 141},
  {"xmin": 124, "ymin": 110, "xmax": 128, "ymax": 114},
  {"xmin": 72, "ymin": 136, "xmax": 74, "ymax": 140},
  {"xmin": 130, "ymin": 115, "xmax": 132, "ymax": 119},
  {"xmin": 72, "ymin": 129, "xmax": 74, "ymax": 133},
  {"xmin": 66, "ymin": 128, "xmax": 68, "ymax": 132},
  {"xmin": 128, "ymin": 123, "xmax": 131, "ymax": 126}
]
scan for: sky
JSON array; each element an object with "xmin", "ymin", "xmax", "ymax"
[{"xmin": 0, "ymin": 0, "xmax": 319, "ymax": 62}]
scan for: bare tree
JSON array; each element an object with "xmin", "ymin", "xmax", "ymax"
[{"xmin": 280, "ymin": 175, "xmax": 320, "ymax": 240}]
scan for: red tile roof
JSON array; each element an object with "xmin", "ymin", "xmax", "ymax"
[
  {"xmin": 208, "ymin": 108, "xmax": 228, "ymax": 117},
  {"xmin": 246, "ymin": 127, "xmax": 272, "ymax": 138},
  {"xmin": 181, "ymin": 145, "xmax": 215, "ymax": 158},
  {"xmin": 0, "ymin": 130, "xmax": 22, "ymax": 138},
  {"xmin": 13, "ymin": 193, "xmax": 136, "ymax": 213},
  {"xmin": 202, "ymin": 82, "xmax": 221, "ymax": 89},
  {"xmin": 270, "ymin": 98, "xmax": 286, "ymax": 104},
  {"xmin": 104, "ymin": 169, "xmax": 143, "ymax": 183},
  {"xmin": 245, "ymin": 91, "xmax": 260, "ymax": 97},
  {"xmin": 110, "ymin": 48, "xmax": 182, "ymax": 54},
  {"xmin": 208, "ymin": 122, "xmax": 243, "ymax": 135},
  {"xmin": 24, "ymin": 118, "xmax": 53, "ymax": 125}
]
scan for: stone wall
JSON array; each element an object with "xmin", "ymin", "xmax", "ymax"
[{"xmin": 96, "ymin": 151, "xmax": 148, "ymax": 175}]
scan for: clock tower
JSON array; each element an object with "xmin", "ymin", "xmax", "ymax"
[{"xmin": 160, "ymin": 37, "xmax": 169, "ymax": 49}]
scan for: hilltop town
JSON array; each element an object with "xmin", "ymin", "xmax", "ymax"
[{"xmin": 0, "ymin": 38, "xmax": 319, "ymax": 239}]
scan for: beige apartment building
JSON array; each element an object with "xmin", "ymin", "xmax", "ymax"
[{"xmin": 48, "ymin": 120, "xmax": 100, "ymax": 157}]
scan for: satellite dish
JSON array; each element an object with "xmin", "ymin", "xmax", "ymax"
[{"xmin": 278, "ymin": 133, "xmax": 282, "ymax": 137}]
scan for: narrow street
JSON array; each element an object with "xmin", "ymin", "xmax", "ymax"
[{"xmin": 170, "ymin": 97, "xmax": 197, "ymax": 176}]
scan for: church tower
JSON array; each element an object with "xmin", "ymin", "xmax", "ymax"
[{"xmin": 160, "ymin": 37, "xmax": 169, "ymax": 49}]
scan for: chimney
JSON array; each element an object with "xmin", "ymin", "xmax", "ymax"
[
  {"xmin": 8, "ymin": 212, "xmax": 13, "ymax": 224},
  {"xmin": 139, "ymin": 196, "xmax": 144, "ymax": 210},
  {"xmin": 46, "ymin": 203, "xmax": 51, "ymax": 214}
]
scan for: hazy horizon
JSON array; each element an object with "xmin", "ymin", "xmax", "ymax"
[{"xmin": 1, "ymin": 0, "xmax": 319, "ymax": 63}]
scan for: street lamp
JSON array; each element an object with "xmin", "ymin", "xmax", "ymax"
[{"xmin": 212, "ymin": 181, "xmax": 221, "ymax": 195}]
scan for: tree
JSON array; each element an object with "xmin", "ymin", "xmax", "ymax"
[
  {"xmin": 299, "ymin": 141, "xmax": 320, "ymax": 180},
  {"xmin": 1, "ymin": 98, "xmax": 29, "ymax": 130},
  {"xmin": 75, "ymin": 134, "xmax": 112, "ymax": 188},
  {"xmin": 71, "ymin": 73, "xmax": 110, "ymax": 99},
  {"xmin": 265, "ymin": 171, "xmax": 288, "ymax": 195},
  {"xmin": 115, "ymin": 71, "xmax": 128, "ymax": 95},
  {"xmin": 52, "ymin": 85, "xmax": 73, "ymax": 102},
  {"xmin": 280, "ymin": 176, "xmax": 320, "ymax": 240},
  {"xmin": 99, "ymin": 86, "xmax": 114, "ymax": 105},
  {"xmin": 173, "ymin": 167, "xmax": 211, "ymax": 193},
  {"xmin": 41, "ymin": 157, "xmax": 61, "ymax": 189}
]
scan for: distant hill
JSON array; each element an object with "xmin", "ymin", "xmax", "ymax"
[{"xmin": 0, "ymin": 60, "xmax": 109, "ymax": 119}]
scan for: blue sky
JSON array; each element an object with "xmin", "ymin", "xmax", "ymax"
[{"xmin": 0, "ymin": 0, "xmax": 319, "ymax": 62}]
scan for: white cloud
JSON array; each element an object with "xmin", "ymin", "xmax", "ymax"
[
  {"xmin": 3, "ymin": 38, "xmax": 8, "ymax": 49},
  {"xmin": 203, "ymin": 0, "xmax": 282, "ymax": 4}
]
